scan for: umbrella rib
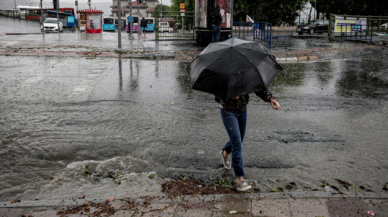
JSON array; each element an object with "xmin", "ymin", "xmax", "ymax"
[
  {"xmin": 233, "ymin": 48, "xmax": 269, "ymax": 87},
  {"xmin": 196, "ymin": 48, "xmax": 231, "ymax": 73}
]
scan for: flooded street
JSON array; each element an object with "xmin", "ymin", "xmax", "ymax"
[{"xmin": 1, "ymin": 17, "xmax": 388, "ymax": 201}]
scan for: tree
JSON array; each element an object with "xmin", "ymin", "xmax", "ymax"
[
  {"xmin": 153, "ymin": 4, "xmax": 170, "ymax": 16},
  {"xmin": 233, "ymin": 0, "xmax": 309, "ymax": 25},
  {"xmin": 261, "ymin": 0, "xmax": 309, "ymax": 26}
]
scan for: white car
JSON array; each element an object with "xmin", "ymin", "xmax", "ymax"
[
  {"xmin": 43, "ymin": 18, "xmax": 63, "ymax": 32},
  {"xmin": 381, "ymin": 23, "xmax": 387, "ymax": 29},
  {"xmin": 159, "ymin": 22, "xmax": 172, "ymax": 32}
]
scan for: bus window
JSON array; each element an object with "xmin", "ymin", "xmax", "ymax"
[
  {"xmin": 103, "ymin": 18, "xmax": 114, "ymax": 24},
  {"xmin": 145, "ymin": 19, "xmax": 154, "ymax": 24}
]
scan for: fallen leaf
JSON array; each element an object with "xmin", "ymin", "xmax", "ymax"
[
  {"xmin": 229, "ymin": 211, "xmax": 237, "ymax": 214},
  {"xmin": 108, "ymin": 197, "xmax": 115, "ymax": 201}
]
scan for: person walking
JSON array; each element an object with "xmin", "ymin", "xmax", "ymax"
[
  {"xmin": 217, "ymin": 91, "xmax": 280, "ymax": 191},
  {"xmin": 211, "ymin": 6, "xmax": 222, "ymax": 42},
  {"xmin": 140, "ymin": 17, "xmax": 147, "ymax": 38}
]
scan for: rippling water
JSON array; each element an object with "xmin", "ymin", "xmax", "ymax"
[{"xmin": 1, "ymin": 47, "xmax": 388, "ymax": 201}]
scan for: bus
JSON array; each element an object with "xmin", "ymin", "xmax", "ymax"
[
  {"xmin": 114, "ymin": 17, "xmax": 126, "ymax": 30},
  {"xmin": 103, "ymin": 17, "xmax": 115, "ymax": 31},
  {"xmin": 144, "ymin": 18, "xmax": 155, "ymax": 32},
  {"xmin": 126, "ymin": 16, "xmax": 139, "ymax": 33}
]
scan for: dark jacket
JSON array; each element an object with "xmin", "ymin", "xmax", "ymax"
[
  {"xmin": 211, "ymin": 6, "xmax": 222, "ymax": 26},
  {"xmin": 140, "ymin": 18, "xmax": 147, "ymax": 27},
  {"xmin": 215, "ymin": 90, "xmax": 274, "ymax": 113}
]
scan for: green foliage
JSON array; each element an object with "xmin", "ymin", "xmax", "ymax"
[
  {"xmin": 153, "ymin": 4, "xmax": 170, "ymax": 16},
  {"xmin": 314, "ymin": 0, "xmax": 388, "ymax": 19},
  {"xmin": 233, "ymin": 0, "xmax": 309, "ymax": 25}
]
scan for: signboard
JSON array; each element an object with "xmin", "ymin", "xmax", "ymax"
[
  {"xmin": 181, "ymin": 8, "xmax": 185, "ymax": 16},
  {"xmin": 180, "ymin": 3, "xmax": 185, "ymax": 8},
  {"xmin": 334, "ymin": 18, "xmax": 366, "ymax": 33}
]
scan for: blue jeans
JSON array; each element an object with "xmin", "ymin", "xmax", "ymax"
[
  {"xmin": 220, "ymin": 108, "xmax": 247, "ymax": 177},
  {"xmin": 212, "ymin": 25, "xmax": 221, "ymax": 42}
]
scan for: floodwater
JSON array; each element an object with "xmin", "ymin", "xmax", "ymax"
[
  {"xmin": 1, "ymin": 46, "xmax": 388, "ymax": 201},
  {"xmin": 0, "ymin": 17, "xmax": 388, "ymax": 201}
]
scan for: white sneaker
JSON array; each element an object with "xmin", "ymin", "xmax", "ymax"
[
  {"xmin": 237, "ymin": 180, "xmax": 252, "ymax": 191},
  {"xmin": 220, "ymin": 150, "xmax": 231, "ymax": 169}
]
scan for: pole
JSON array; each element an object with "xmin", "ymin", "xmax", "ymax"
[
  {"xmin": 57, "ymin": 0, "xmax": 59, "ymax": 37},
  {"xmin": 315, "ymin": 0, "xmax": 317, "ymax": 19},
  {"xmin": 137, "ymin": 0, "xmax": 140, "ymax": 39},
  {"xmin": 88, "ymin": 0, "xmax": 91, "ymax": 9},
  {"xmin": 14, "ymin": 0, "xmax": 17, "ymax": 11},
  {"xmin": 40, "ymin": 0, "xmax": 44, "ymax": 35},
  {"xmin": 118, "ymin": 0, "xmax": 122, "ymax": 51},
  {"xmin": 128, "ymin": 0, "xmax": 134, "ymax": 39}
]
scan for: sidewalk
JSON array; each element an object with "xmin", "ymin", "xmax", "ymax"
[{"xmin": 1, "ymin": 191, "xmax": 388, "ymax": 217}]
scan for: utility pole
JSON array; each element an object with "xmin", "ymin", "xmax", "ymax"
[
  {"xmin": 88, "ymin": 0, "xmax": 91, "ymax": 9},
  {"xmin": 57, "ymin": 0, "xmax": 59, "ymax": 37},
  {"xmin": 137, "ymin": 0, "xmax": 140, "ymax": 39},
  {"xmin": 118, "ymin": 0, "xmax": 122, "ymax": 51},
  {"xmin": 40, "ymin": 0, "xmax": 44, "ymax": 35},
  {"xmin": 128, "ymin": 0, "xmax": 134, "ymax": 39}
]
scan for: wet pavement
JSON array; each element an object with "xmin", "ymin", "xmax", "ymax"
[{"xmin": 1, "ymin": 16, "xmax": 388, "ymax": 206}]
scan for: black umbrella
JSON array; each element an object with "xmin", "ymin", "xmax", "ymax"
[{"xmin": 187, "ymin": 38, "xmax": 282, "ymax": 99}]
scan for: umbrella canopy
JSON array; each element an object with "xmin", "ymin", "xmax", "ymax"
[{"xmin": 187, "ymin": 38, "xmax": 282, "ymax": 99}]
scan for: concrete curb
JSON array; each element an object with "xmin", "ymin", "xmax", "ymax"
[
  {"xmin": 1, "ymin": 190, "xmax": 387, "ymax": 208},
  {"xmin": 5, "ymin": 33, "xmax": 43, "ymax": 35}
]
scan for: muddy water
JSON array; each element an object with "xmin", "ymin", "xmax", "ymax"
[{"xmin": 1, "ymin": 48, "xmax": 388, "ymax": 201}]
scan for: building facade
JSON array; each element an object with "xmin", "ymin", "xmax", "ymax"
[{"xmin": 110, "ymin": 0, "xmax": 159, "ymax": 18}]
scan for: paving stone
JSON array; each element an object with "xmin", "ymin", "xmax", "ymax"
[
  {"xmin": 28, "ymin": 210, "xmax": 59, "ymax": 217},
  {"xmin": 289, "ymin": 198, "xmax": 330, "ymax": 217},
  {"xmin": 298, "ymin": 56, "xmax": 309, "ymax": 60},
  {"xmin": 0, "ymin": 208, "xmax": 24, "ymax": 217},
  {"xmin": 326, "ymin": 198, "xmax": 368, "ymax": 217},
  {"xmin": 212, "ymin": 211, "xmax": 251, "ymax": 217},
  {"xmin": 251, "ymin": 199, "xmax": 290, "ymax": 217},
  {"xmin": 363, "ymin": 199, "xmax": 388, "ymax": 216},
  {"xmin": 110, "ymin": 210, "xmax": 134, "ymax": 217},
  {"xmin": 174, "ymin": 206, "xmax": 213, "ymax": 217},
  {"xmin": 136, "ymin": 203, "xmax": 176, "ymax": 217},
  {"xmin": 214, "ymin": 201, "xmax": 251, "ymax": 213}
]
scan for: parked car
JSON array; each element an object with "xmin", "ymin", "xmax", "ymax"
[
  {"xmin": 297, "ymin": 20, "xmax": 329, "ymax": 35},
  {"xmin": 43, "ymin": 18, "xmax": 63, "ymax": 32},
  {"xmin": 381, "ymin": 23, "xmax": 387, "ymax": 29},
  {"xmin": 159, "ymin": 22, "xmax": 172, "ymax": 32}
]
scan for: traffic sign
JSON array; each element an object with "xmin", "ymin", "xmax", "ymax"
[{"xmin": 180, "ymin": 3, "xmax": 185, "ymax": 8}]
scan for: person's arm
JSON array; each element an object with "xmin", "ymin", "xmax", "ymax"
[{"xmin": 255, "ymin": 90, "xmax": 280, "ymax": 110}]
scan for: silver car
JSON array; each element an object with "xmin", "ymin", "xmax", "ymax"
[{"xmin": 43, "ymin": 18, "xmax": 63, "ymax": 32}]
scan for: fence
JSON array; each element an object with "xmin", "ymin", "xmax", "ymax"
[
  {"xmin": 232, "ymin": 21, "xmax": 272, "ymax": 47},
  {"xmin": 329, "ymin": 14, "xmax": 388, "ymax": 36},
  {"xmin": 339, "ymin": 23, "xmax": 373, "ymax": 44},
  {"xmin": 154, "ymin": 11, "xmax": 195, "ymax": 40}
]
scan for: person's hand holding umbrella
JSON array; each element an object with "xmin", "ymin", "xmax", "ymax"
[{"xmin": 271, "ymin": 98, "xmax": 280, "ymax": 110}]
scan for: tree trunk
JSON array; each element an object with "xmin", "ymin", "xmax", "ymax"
[{"xmin": 308, "ymin": 5, "xmax": 313, "ymax": 22}]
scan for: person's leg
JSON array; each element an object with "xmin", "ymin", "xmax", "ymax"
[
  {"xmin": 220, "ymin": 108, "xmax": 244, "ymax": 178},
  {"xmin": 212, "ymin": 25, "xmax": 216, "ymax": 42},
  {"xmin": 216, "ymin": 25, "xmax": 221, "ymax": 42},
  {"xmin": 238, "ymin": 108, "xmax": 247, "ymax": 143}
]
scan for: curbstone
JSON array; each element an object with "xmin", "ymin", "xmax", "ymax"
[{"xmin": 252, "ymin": 199, "xmax": 290, "ymax": 217}]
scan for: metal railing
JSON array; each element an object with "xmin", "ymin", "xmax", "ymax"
[
  {"xmin": 339, "ymin": 23, "xmax": 373, "ymax": 44},
  {"xmin": 232, "ymin": 21, "xmax": 273, "ymax": 47},
  {"xmin": 154, "ymin": 11, "xmax": 195, "ymax": 40}
]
